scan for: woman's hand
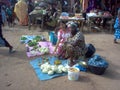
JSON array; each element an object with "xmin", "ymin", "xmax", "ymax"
[{"xmin": 53, "ymin": 51, "xmax": 56, "ymax": 55}]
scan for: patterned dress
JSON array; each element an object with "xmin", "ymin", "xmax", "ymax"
[
  {"xmin": 60, "ymin": 31, "xmax": 87, "ymax": 66},
  {"xmin": 56, "ymin": 29, "xmax": 71, "ymax": 55},
  {"xmin": 66, "ymin": 31, "xmax": 87, "ymax": 58},
  {"xmin": 114, "ymin": 18, "xmax": 120, "ymax": 39}
]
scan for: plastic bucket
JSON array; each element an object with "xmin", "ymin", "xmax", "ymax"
[{"xmin": 68, "ymin": 67, "xmax": 80, "ymax": 81}]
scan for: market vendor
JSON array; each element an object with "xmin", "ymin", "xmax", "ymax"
[{"xmin": 60, "ymin": 31, "xmax": 87, "ymax": 67}]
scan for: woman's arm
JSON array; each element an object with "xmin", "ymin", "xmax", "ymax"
[
  {"xmin": 54, "ymin": 29, "xmax": 62, "ymax": 52},
  {"xmin": 54, "ymin": 39, "xmax": 60, "ymax": 52}
]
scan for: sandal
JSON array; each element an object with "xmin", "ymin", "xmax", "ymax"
[
  {"xmin": 114, "ymin": 39, "xmax": 118, "ymax": 44},
  {"xmin": 9, "ymin": 48, "xmax": 16, "ymax": 53}
]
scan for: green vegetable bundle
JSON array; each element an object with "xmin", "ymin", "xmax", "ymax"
[
  {"xmin": 21, "ymin": 36, "xmax": 27, "ymax": 40},
  {"xmin": 28, "ymin": 40, "xmax": 38, "ymax": 47},
  {"xmin": 33, "ymin": 36, "xmax": 42, "ymax": 42}
]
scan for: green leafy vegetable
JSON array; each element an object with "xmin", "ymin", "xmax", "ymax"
[
  {"xmin": 28, "ymin": 41, "xmax": 38, "ymax": 46},
  {"xmin": 33, "ymin": 36, "xmax": 42, "ymax": 42},
  {"xmin": 21, "ymin": 37, "xmax": 27, "ymax": 40}
]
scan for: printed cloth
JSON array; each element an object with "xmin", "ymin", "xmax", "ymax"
[
  {"xmin": 57, "ymin": 29, "xmax": 71, "ymax": 54},
  {"xmin": 114, "ymin": 18, "xmax": 120, "ymax": 39}
]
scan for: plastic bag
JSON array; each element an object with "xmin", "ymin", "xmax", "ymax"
[
  {"xmin": 85, "ymin": 44, "xmax": 96, "ymax": 58},
  {"xmin": 88, "ymin": 54, "xmax": 109, "ymax": 68},
  {"xmin": 49, "ymin": 31, "xmax": 57, "ymax": 45}
]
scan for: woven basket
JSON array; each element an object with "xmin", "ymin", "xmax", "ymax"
[{"xmin": 88, "ymin": 65, "xmax": 107, "ymax": 75}]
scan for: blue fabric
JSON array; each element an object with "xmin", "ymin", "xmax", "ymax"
[
  {"xmin": 88, "ymin": 54, "xmax": 109, "ymax": 68},
  {"xmin": 20, "ymin": 35, "xmax": 45, "ymax": 44},
  {"xmin": 61, "ymin": 12, "xmax": 69, "ymax": 16},
  {"xmin": 114, "ymin": 18, "xmax": 120, "ymax": 39},
  {"xmin": 75, "ymin": 65, "xmax": 87, "ymax": 72},
  {"xmin": 0, "ymin": 37, "xmax": 5, "ymax": 46},
  {"xmin": 6, "ymin": 8, "xmax": 12, "ymax": 16},
  {"xmin": 49, "ymin": 31, "xmax": 57, "ymax": 45},
  {"xmin": 1, "ymin": 9, "xmax": 7, "ymax": 23},
  {"xmin": 20, "ymin": 35, "xmax": 36, "ymax": 44},
  {"xmin": 30, "ymin": 56, "xmax": 67, "ymax": 81}
]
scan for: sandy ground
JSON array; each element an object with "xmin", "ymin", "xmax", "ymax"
[{"xmin": 0, "ymin": 25, "xmax": 120, "ymax": 90}]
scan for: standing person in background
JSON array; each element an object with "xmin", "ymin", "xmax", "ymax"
[
  {"xmin": 61, "ymin": 0, "xmax": 69, "ymax": 12},
  {"xmin": 114, "ymin": 8, "xmax": 120, "ymax": 43},
  {"xmin": 6, "ymin": 6, "xmax": 13, "ymax": 27},
  {"xmin": 27, "ymin": 0, "xmax": 34, "ymax": 14},
  {"xmin": 0, "ymin": 5, "xmax": 16, "ymax": 53},
  {"xmin": 73, "ymin": 0, "xmax": 81, "ymax": 13},
  {"xmin": 14, "ymin": 0, "xmax": 28, "ymax": 26},
  {"xmin": 1, "ymin": 6, "xmax": 7, "ymax": 25}
]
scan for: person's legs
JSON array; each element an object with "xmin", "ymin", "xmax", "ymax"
[
  {"xmin": 102, "ymin": 18, "xmax": 107, "ymax": 28},
  {"xmin": 0, "ymin": 26, "xmax": 15, "ymax": 53},
  {"xmin": 114, "ymin": 29, "xmax": 120, "ymax": 43},
  {"xmin": 114, "ymin": 38, "xmax": 117, "ymax": 43},
  {"xmin": 1, "ymin": 37, "xmax": 15, "ymax": 53}
]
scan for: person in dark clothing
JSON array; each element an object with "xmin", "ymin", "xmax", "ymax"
[
  {"xmin": 61, "ymin": 0, "xmax": 69, "ymax": 12},
  {"xmin": 27, "ymin": 0, "xmax": 34, "ymax": 14},
  {"xmin": 45, "ymin": 4, "xmax": 57, "ymax": 22},
  {"xmin": 6, "ymin": 6, "xmax": 13, "ymax": 27},
  {"xmin": 0, "ymin": 5, "xmax": 15, "ymax": 53}
]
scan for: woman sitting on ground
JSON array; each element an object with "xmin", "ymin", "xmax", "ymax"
[{"xmin": 60, "ymin": 30, "xmax": 87, "ymax": 66}]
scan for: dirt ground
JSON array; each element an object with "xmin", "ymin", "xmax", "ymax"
[{"xmin": 0, "ymin": 25, "xmax": 120, "ymax": 90}]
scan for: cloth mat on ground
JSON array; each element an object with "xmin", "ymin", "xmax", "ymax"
[
  {"xmin": 30, "ymin": 56, "xmax": 67, "ymax": 81},
  {"xmin": 26, "ymin": 41, "xmax": 55, "ymax": 58},
  {"xmin": 20, "ymin": 35, "xmax": 45, "ymax": 44}
]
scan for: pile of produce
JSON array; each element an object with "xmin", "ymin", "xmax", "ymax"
[
  {"xmin": 54, "ymin": 60, "xmax": 61, "ymax": 65},
  {"xmin": 33, "ymin": 35, "xmax": 43, "ymax": 42},
  {"xmin": 21, "ymin": 36, "xmax": 27, "ymax": 41},
  {"xmin": 28, "ymin": 40, "xmax": 38, "ymax": 47},
  {"xmin": 20, "ymin": 36, "xmax": 27, "ymax": 43},
  {"xmin": 39, "ymin": 62, "xmax": 68, "ymax": 75},
  {"xmin": 20, "ymin": 35, "xmax": 45, "ymax": 44},
  {"xmin": 29, "ymin": 47, "xmax": 49, "ymax": 55},
  {"xmin": 38, "ymin": 47, "xmax": 49, "ymax": 54}
]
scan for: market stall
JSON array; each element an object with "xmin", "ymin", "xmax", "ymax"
[
  {"xmin": 59, "ymin": 12, "xmax": 85, "ymax": 31},
  {"xmin": 86, "ymin": 11, "xmax": 114, "ymax": 32},
  {"xmin": 20, "ymin": 34, "xmax": 109, "ymax": 81},
  {"xmin": 28, "ymin": 1, "xmax": 60, "ymax": 30}
]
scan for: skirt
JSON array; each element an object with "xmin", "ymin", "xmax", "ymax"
[{"xmin": 114, "ymin": 29, "xmax": 120, "ymax": 39}]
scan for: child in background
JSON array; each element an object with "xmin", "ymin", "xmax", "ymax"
[{"xmin": 114, "ymin": 8, "xmax": 120, "ymax": 43}]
